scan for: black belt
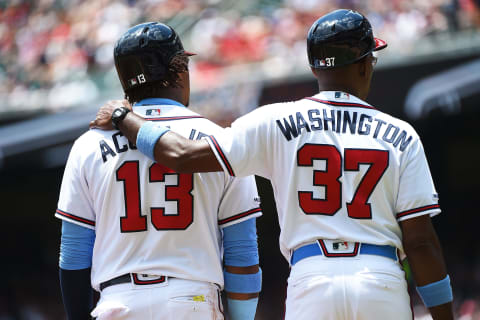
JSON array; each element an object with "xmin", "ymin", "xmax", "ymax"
[
  {"xmin": 100, "ymin": 273, "xmax": 166, "ymax": 291},
  {"xmin": 100, "ymin": 274, "xmax": 131, "ymax": 291}
]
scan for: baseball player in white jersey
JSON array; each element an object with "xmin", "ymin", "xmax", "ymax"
[
  {"xmin": 57, "ymin": 23, "xmax": 262, "ymax": 320},
  {"xmin": 91, "ymin": 10, "xmax": 454, "ymax": 320}
]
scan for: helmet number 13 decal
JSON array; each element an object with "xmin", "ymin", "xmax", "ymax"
[
  {"xmin": 297, "ymin": 144, "xmax": 388, "ymax": 219},
  {"xmin": 116, "ymin": 161, "xmax": 194, "ymax": 232},
  {"xmin": 137, "ymin": 74, "xmax": 146, "ymax": 84}
]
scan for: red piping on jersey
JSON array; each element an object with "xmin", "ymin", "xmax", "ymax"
[
  {"xmin": 145, "ymin": 116, "xmax": 204, "ymax": 121},
  {"xmin": 218, "ymin": 208, "xmax": 261, "ymax": 225},
  {"xmin": 305, "ymin": 97, "xmax": 376, "ymax": 110},
  {"xmin": 207, "ymin": 135, "xmax": 235, "ymax": 177},
  {"xmin": 396, "ymin": 204, "xmax": 440, "ymax": 218},
  {"xmin": 56, "ymin": 209, "xmax": 95, "ymax": 226}
]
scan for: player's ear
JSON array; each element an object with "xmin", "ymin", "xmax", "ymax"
[
  {"xmin": 358, "ymin": 57, "xmax": 367, "ymax": 78},
  {"xmin": 310, "ymin": 67, "xmax": 320, "ymax": 78}
]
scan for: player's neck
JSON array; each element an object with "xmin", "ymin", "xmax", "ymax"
[
  {"xmin": 317, "ymin": 84, "xmax": 364, "ymax": 100},
  {"xmin": 153, "ymin": 88, "xmax": 188, "ymax": 107}
]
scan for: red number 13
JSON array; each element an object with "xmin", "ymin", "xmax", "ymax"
[{"xmin": 116, "ymin": 161, "xmax": 194, "ymax": 232}]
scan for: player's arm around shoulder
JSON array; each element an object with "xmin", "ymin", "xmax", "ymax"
[
  {"xmin": 400, "ymin": 215, "xmax": 454, "ymax": 320},
  {"xmin": 90, "ymin": 99, "xmax": 222, "ymax": 173},
  {"xmin": 222, "ymin": 219, "xmax": 261, "ymax": 320}
]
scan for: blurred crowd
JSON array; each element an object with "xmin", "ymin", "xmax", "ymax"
[
  {"xmin": 0, "ymin": 0, "xmax": 480, "ymax": 115},
  {"xmin": 1, "ymin": 1, "xmax": 480, "ymax": 319}
]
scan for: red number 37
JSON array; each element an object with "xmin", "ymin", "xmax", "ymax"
[{"xmin": 297, "ymin": 144, "xmax": 388, "ymax": 219}]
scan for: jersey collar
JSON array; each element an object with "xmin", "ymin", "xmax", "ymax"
[
  {"xmin": 134, "ymin": 98, "xmax": 186, "ymax": 108},
  {"xmin": 308, "ymin": 91, "xmax": 375, "ymax": 109}
]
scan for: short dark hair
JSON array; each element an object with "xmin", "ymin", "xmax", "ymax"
[{"xmin": 125, "ymin": 53, "xmax": 190, "ymax": 104}]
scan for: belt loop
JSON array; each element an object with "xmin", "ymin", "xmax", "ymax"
[{"xmin": 315, "ymin": 239, "xmax": 323, "ymax": 254}]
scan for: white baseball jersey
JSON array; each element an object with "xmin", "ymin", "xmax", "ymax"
[
  {"xmin": 207, "ymin": 91, "xmax": 440, "ymax": 261},
  {"xmin": 55, "ymin": 99, "xmax": 261, "ymax": 291}
]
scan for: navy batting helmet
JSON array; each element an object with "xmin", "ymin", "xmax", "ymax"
[
  {"xmin": 114, "ymin": 22, "xmax": 195, "ymax": 92},
  {"xmin": 307, "ymin": 9, "xmax": 387, "ymax": 69}
]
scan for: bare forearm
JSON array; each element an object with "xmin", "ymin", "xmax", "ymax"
[
  {"xmin": 118, "ymin": 112, "xmax": 222, "ymax": 173},
  {"xmin": 429, "ymin": 303, "xmax": 454, "ymax": 320},
  {"xmin": 118, "ymin": 111, "xmax": 144, "ymax": 143},
  {"xmin": 404, "ymin": 236, "xmax": 447, "ymax": 286},
  {"xmin": 401, "ymin": 215, "xmax": 453, "ymax": 319},
  {"xmin": 405, "ymin": 239, "xmax": 453, "ymax": 319},
  {"xmin": 154, "ymin": 132, "xmax": 222, "ymax": 173}
]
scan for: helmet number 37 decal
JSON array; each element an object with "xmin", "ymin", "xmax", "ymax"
[{"xmin": 318, "ymin": 57, "xmax": 335, "ymax": 67}]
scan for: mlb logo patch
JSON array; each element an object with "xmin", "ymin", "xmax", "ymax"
[
  {"xmin": 146, "ymin": 109, "xmax": 161, "ymax": 116},
  {"xmin": 333, "ymin": 242, "xmax": 349, "ymax": 250},
  {"xmin": 335, "ymin": 92, "xmax": 350, "ymax": 100},
  {"xmin": 129, "ymin": 78, "xmax": 138, "ymax": 86},
  {"xmin": 314, "ymin": 59, "xmax": 326, "ymax": 67}
]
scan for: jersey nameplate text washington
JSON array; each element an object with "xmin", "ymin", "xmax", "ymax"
[{"xmin": 276, "ymin": 109, "xmax": 412, "ymax": 151}]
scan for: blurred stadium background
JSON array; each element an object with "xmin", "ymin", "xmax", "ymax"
[{"xmin": 0, "ymin": 0, "xmax": 480, "ymax": 319}]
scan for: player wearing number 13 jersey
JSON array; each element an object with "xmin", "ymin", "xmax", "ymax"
[
  {"xmin": 91, "ymin": 10, "xmax": 453, "ymax": 320},
  {"xmin": 56, "ymin": 22, "xmax": 262, "ymax": 320},
  {"xmin": 56, "ymin": 100, "xmax": 261, "ymax": 292}
]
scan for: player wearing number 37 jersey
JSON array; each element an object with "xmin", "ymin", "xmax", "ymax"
[{"xmin": 91, "ymin": 9, "xmax": 454, "ymax": 320}]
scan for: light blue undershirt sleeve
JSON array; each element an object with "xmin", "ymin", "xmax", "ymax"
[
  {"xmin": 227, "ymin": 297, "xmax": 258, "ymax": 320},
  {"xmin": 59, "ymin": 220, "xmax": 95, "ymax": 270},
  {"xmin": 223, "ymin": 218, "xmax": 259, "ymax": 267},
  {"xmin": 223, "ymin": 218, "xmax": 261, "ymax": 320}
]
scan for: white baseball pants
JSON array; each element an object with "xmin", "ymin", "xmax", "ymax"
[
  {"xmin": 285, "ymin": 254, "xmax": 412, "ymax": 320},
  {"xmin": 91, "ymin": 277, "xmax": 224, "ymax": 320}
]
